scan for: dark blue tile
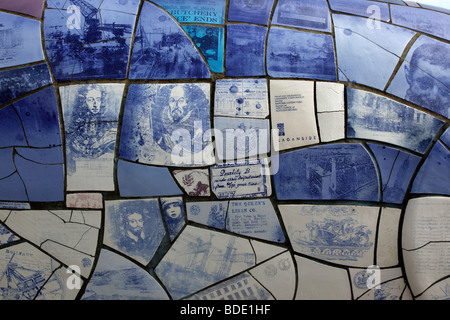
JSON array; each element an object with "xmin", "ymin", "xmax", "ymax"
[
  {"xmin": 391, "ymin": 5, "xmax": 450, "ymax": 41},
  {"xmin": 347, "ymin": 88, "xmax": 444, "ymax": 153},
  {"xmin": 117, "ymin": 160, "xmax": 182, "ymax": 197},
  {"xmin": 411, "ymin": 141, "xmax": 450, "ymax": 195},
  {"xmin": 0, "ymin": 173, "xmax": 28, "ymax": 201},
  {"xmin": 387, "ymin": 35, "xmax": 450, "ymax": 118},
  {"xmin": 129, "ymin": 2, "xmax": 210, "ymax": 79},
  {"xmin": 272, "ymin": 0, "xmax": 331, "ymax": 32},
  {"xmin": 0, "ymin": 64, "xmax": 52, "ymax": 106},
  {"xmin": 267, "ymin": 27, "xmax": 336, "ymax": 80},
  {"xmin": 273, "ymin": 143, "xmax": 379, "ymax": 201},
  {"xmin": 152, "ymin": 0, "xmax": 225, "ymax": 24},
  {"xmin": 182, "ymin": 25, "xmax": 224, "ymax": 73},
  {"xmin": 368, "ymin": 143, "xmax": 421, "ymax": 204},
  {"xmin": 13, "ymin": 88, "xmax": 62, "ymax": 148},
  {"xmin": 329, "ymin": 0, "xmax": 390, "ymax": 20},
  {"xmin": 228, "ymin": 0, "xmax": 275, "ymax": 25},
  {"xmin": 45, "ymin": 40, "xmax": 83, "ymax": 81},
  {"xmin": 14, "ymin": 153, "xmax": 64, "ymax": 202},
  {"xmin": 333, "ymin": 14, "xmax": 416, "ymax": 90},
  {"xmin": 226, "ymin": 24, "xmax": 267, "ymax": 77}
]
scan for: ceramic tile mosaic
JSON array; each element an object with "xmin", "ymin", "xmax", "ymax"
[{"xmin": 0, "ymin": 0, "xmax": 449, "ymax": 304}]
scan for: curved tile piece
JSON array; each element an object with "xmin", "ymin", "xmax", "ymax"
[
  {"xmin": 155, "ymin": 226, "xmax": 256, "ymax": 300},
  {"xmin": 129, "ymin": 2, "xmax": 210, "ymax": 79},
  {"xmin": 0, "ymin": 105, "xmax": 28, "ymax": 148},
  {"xmin": 274, "ymin": 143, "xmax": 379, "ymax": 201}
]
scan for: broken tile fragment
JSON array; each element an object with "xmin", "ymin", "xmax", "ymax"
[
  {"xmin": 173, "ymin": 169, "xmax": 210, "ymax": 197},
  {"xmin": 187, "ymin": 201, "xmax": 227, "ymax": 230},
  {"xmin": 161, "ymin": 196, "xmax": 185, "ymax": 241},
  {"xmin": 66, "ymin": 193, "xmax": 103, "ymax": 209}
]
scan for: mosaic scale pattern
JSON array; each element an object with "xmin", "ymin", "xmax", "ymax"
[{"xmin": 0, "ymin": 0, "xmax": 449, "ymax": 301}]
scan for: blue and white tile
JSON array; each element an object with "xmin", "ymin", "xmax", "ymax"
[
  {"xmin": 270, "ymin": 80, "xmax": 318, "ymax": 150},
  {"xmin": 214, "ymin": 116, "xmax": 270, "ymax": 160},
  {"xmin": 280, "ymin": 204, "xmax": 379, "ymax": 267},
  {"xmin": 347, "ymin": 88, "xmax": 444, "ymax": 153},
  {"xmin": 0, "ymin": 12, "xmax": 44, "ymax": 69},
  {"xmin": 210, "ymin": 158, "xmax": 272, "ymax": 199},
  {"xmin": 227, "ymin": 199, "xmax": 285, "ymax": 243},
  {"xmin": 333, "ymin": 14, "xmax": 416, "ymax": 91},
  {"xmin": 226, "ymin": 24, "xmax": 267, "ymax": 77},
  {"xmin": 186, "ymin": 201, "xmax": 228, "ymax": 229},
  {"xmin": 104, "ymin": 199, "xmax": 166, "ymax": 265},
  {"xmin": 227, "ymin": 0, "xmax": 275, "ymax": 25},
  {"xmin": 119, "ymin": 83, "xmax": 213, "ymax": 167},
  {"xmin": 274, "ymin": 143, "xmax": 379, "ymax": 201},
  {"xmin": 328, "ymin": 0, "xmax": 390, "ymax": 20},
  {"xmin": 155, "ymin": 226, "xmax": 255, "ymax": 300},
  {"xmin": 161, "ymin": 196, "xmax": 185, "ymax": 241},
  {"xmin": 82, "ymin": 249, "xmax": 169, "ymax": 300},
  {"xmin": 386, "ymin": 35, "xmax": 450, "ymax": 118}
]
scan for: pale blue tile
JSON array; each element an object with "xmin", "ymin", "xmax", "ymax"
[
  {"xmin": 228, "ymin": 0, "xmax": 275, "ymax": 25},
  {"xmin": 152, "ymin": 0, "xmax": 225, "ymax": 24},
  {"xmin": 334, "ymin": 14, "xmax": 416, "ymax": 90},
  {"xmin": 441, "ymin": 127, "xmax": 450, "ymax": 148},
  {"xmin": 329, "ymin": 0, "xmax": 390, "ymax": 20}
]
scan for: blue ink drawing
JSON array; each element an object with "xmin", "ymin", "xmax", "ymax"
[
  {"xmin": 226, "ymin": 24, "xmax": 267, "ymax": 77},
  {"xmin": 274, "ymin": 144, "xmax": 379, "ymax": 201},
  {"xmin": 129, "ymin": 2, "xmax": 210, "ymax": 79},
  {"xmin": 161, "ymin": 197, "xmax": 185, "ymax": 241},
  {"xmin": 183, "ymin": 25, "xmax": 224, "ymax": 73}
]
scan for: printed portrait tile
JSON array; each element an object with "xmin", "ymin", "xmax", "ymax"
[
  {"xmin": 225, "ymin": 24, "xmax": 267, "ymax": 77},
  {"xmin": 129, "ymin": 2, "xmax": 210, "ymax": 79},
  {"xmin": 104, "ymin": 199, "xmax": 166, "ymax": 265},
  {"xmin": 161, "ymin": 197, "xmax": 185, "ymax": 241},
  {"xmin": 0, "ymin": 12, "xmax": 44, "ymax": 69}
]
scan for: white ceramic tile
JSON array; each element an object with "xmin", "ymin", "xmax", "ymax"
[
  {"xmin": 377, "ymin": 207, "xmax": 402, "ymax": 267},
  {"xmin": 316, "ymin": 82, "xmax": 345, "ymax": 112},
  {"xmin": 317, "ymin": 111, "xmax": 345, "ymax": 142}
]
